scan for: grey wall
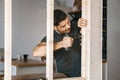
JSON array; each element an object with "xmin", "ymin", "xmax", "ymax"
[
  {"xmin": 108, "ymin": 0, "xmax": 120, "ymax": 80},
  {"xmin": 54, "ymin": 0, "xmax": 73, "ymax": 7},
  {"xmin": 0, "ymin": 0, "xmax": 4, "ymax": 48}
]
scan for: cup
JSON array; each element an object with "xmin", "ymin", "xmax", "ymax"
[{"xmin": 23, "ymin": 54, "xmax": 28, "ymax": 62}]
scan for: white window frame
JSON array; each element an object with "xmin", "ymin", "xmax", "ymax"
[
  {"xmin": 4, "ymin": 0, "xmax": 102, "ymax": 80},
  {"xmin": 81, "ymin": 0, "xmax": 103, "ymax": 80},
  {"xmin": 46, "ymin": 0, "xmax": 54, "ymax": 80},
  {"xmin": 4, "ymin": 0, "xmax": 12, "ymax": 80}
]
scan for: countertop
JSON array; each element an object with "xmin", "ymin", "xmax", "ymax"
[{"xmin": 0, "ymin": 59, "xmax": 46, "ymax": 67}]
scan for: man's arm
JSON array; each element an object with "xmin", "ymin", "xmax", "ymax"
[
  {"xmin": 33, "ymin": 41, "xmax": 64, "ymax": 57},
  {"xmin": 33, "ymin": 42, "xmax": 46, "ymax": 57},
  {"xmin": 33, "ymin": 37, "xmax": 73, "ymax": 57}
]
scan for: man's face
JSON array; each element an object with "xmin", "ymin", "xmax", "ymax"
[{"xmin": 55, "ymin": 17, "xmax": 71, "ymax": 34}]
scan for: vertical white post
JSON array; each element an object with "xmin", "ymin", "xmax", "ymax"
[
  {"xmin": 81, "ymin": 0, "xmax": 90, "ymax": 78},
  {"xmin": 81, "ymin": 0, "xmax": 102, "ymax": 80},
  {"xmin": 4, "ymin": 0, "xmax": 12, "ymax": 80},
  {"xmin": 46, "ymin": 0, "xmax": 54, "ymax": 80}
]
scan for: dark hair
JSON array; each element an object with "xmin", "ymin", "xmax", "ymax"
[{"xmin": 54, "ymin": 9, "xmax": 67, "ymax": 26}]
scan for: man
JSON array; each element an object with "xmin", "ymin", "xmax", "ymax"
[{"xmin": 33, "ymin": 9, "xmax": 87, "ymax": 77}]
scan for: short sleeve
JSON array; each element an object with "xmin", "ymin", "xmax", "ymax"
[
  {"xmin": 41, "ymin": 31, "xmax": 64, "ymax": 43},
  {"xmin": 41, "ymin": 36, "xmax": 63, "ymax": 43},
  {"xmin": 41, "ymin": 36, "xmax": 46, "ymax": 42}
]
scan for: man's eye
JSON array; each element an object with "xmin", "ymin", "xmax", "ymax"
[{"xmin": 61, "ymin": 25, "xmax": 65, "ymax": 28}]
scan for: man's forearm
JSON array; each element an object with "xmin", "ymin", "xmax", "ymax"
[
  {"xmin": 33, "ymin": 41, "xmax": 63, "ymax": 57},
  {"xmin": 33, "ymin": 42, "xmax": 46, "ymax": 57},
  {"xmin": 54, "ymin": 41, "xmax": 63, "ymax": 51}
]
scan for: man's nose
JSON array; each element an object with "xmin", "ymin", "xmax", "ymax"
[{"xmin": 66, "ymin": 24, "xmax": 71, "ymax": 29}]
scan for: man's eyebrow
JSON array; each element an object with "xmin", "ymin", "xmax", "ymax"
[
  {"xmin": 61, "ymin": 20, "xmax": 69, "ymax": 26},
  {"xmin": 59, "ymin": 22, "xmax": 66, "ymax": 27}
]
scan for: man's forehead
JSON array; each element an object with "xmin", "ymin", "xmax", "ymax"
[{"xmin": 59, "ymin": 18, "xmax": 69, "ymax": 26}]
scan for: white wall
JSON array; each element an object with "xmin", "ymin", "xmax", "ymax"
[
  {"xmin": 108, "ymin": 0, "xmax": 120, "ymax": 80},
  {"xmin": 12, "ymin": 0, "xmax": 46, "ymax": 60},
  {"xmin": 0, "ymin": 0, "xmax": 4, "ymax": 48}
]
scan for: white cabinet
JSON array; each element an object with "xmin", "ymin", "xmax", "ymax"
[
  {"xmin": 11, "ymin": 59, "xmax": 46, "ymax": 75},
  {"xmin": 0, "ymin": 59, "xmax": 46, "ymax": 76},
  {"xmin": 12, "ymin": 65, "xmax": 46, "ymax": 75}
]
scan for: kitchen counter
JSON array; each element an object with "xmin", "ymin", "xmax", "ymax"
[
  {"xmin": 0, "ymin": 59, "xmax": 46, "ymax": 67},
  {"xmin": 12, "ymin": 59, "xmax": 46, "ymax": 67}
]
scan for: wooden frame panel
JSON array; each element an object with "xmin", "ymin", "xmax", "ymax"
[
  {"xmin": 4, "ymin": 0, "xmax": 12, "ymax": 80},
  {"xmin": 4, "ymin": 0, "xmax": 102, "ymax": 80},
  {"xmin": 46, "ymin": 0, "xmax": 54, "ymax": 80},
  {"xmin": 81, "ymin": 0, "xmax": 102, "ymax": 80}
]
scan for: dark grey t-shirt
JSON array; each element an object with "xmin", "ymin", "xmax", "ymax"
[{"xmin": 41, "ymin": 28, "xmax": 81, "ymax": 77}]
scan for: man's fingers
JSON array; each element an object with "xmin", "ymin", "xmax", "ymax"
[{"xmin": 78, "ymin": 18, "xmax": 87, "ymax": 28}]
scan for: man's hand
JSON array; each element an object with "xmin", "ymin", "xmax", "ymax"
[
  {"xmin": 78, "ymin": 18, "xmax": 87, "ymax": 28},
  {"xmin": 61, "ymin": 36, "xmax": 74, "ymax": 48}
]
